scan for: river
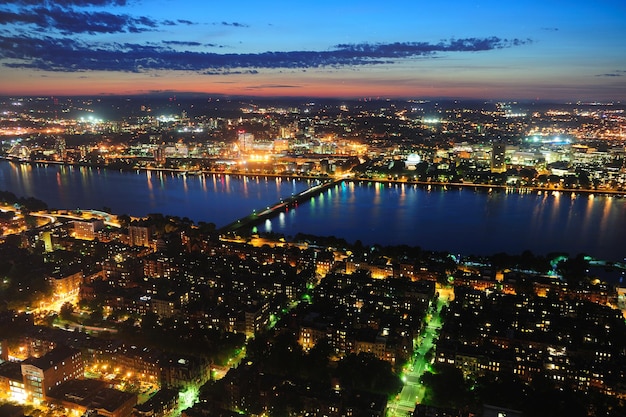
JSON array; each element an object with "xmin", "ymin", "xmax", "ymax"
[
  {"xmin": 1, "ymin": 160, "xmax": 625, "ymax": 262},
  {"xmin": 258, "ymin": 181, "xmax": 626, "ymax": 261},
  {"xmin": 0, "ymin": 161, "xmax": 312, "ymax": 226}
]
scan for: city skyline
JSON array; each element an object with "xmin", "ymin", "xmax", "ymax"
[{"xmin": 0, "ymin": 0, "xmax": 625, "ymax": 100}]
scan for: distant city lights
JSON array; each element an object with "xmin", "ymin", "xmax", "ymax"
[{"xmin": 526, "ymin": 135, "xmax": 572, "ymax": 145}]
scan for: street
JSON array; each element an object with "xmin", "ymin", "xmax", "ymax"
[{"xmin": 387, "ymin": 293, "xmax": 448, "ymax": 416}]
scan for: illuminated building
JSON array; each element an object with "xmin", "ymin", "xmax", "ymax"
[
  {"xmin": 20, "ymin": 346, "xmax": 84, "ymax": 404},
  {"xmin": 153, "ymin": 146, "xmax": 166, "ymax": 165},
  {"xmin": 345, "ymin": 259, "xmax": 394, "ymax": 279},
  {"xmin": 243, "ymin": 302, "xmax": 269, "ymax": 337},
  {"xmin": 299, "ymin": 324, "xmax": 327, "ymax": 351},
  {"xmin": 314, "ymin": 251, "xmax": 335, "ymax": 277},
  {"xmin": 0, "ymin": 339, "xmax": 7, "ymax": 361},
  {"xmin": 143, "ymin": 255, "xmax": 176, "ymax": 279},
  {"xmin": 47, "ymin": 379, "xmax": 136, "ymax": 417},
  {"xmin": 150, "ymin": 297, "xmax": 179, "ymax": 318},
  {"xmin": 273, "ymin": 138, "xmax": 290, "ymax": 152},
  {"xmin": 491, "ymin": 142, "xmax": 506, "ymax": 173},
  {"xmin": 54, "ymin": 136, "xmax": 67, "ymax": 161},
  {"xmin": 129, "ymin": 224, "xmax": 153, "ymax": 248},
  {"xmin": 134, "ymin": 388, "xmax": 178, "ymax": 417},
  {"xmin": 0, "ymin": 361, "xmax": 26, "ymax": 403},
  {"xmin": 102, "ymin": 257, "xmax": 141, "ymax": 288},
  {"xmin": 48, "ymin": 270, "xmax": 83, "ymax": 299},
  {"xmin": 73, "ymin": 219, "xmax": 104, "ymax": 240},
  {"xmin": 41, "ymin": 231, "xmax": 53, "ymax": 252},
  {"xmin": 404, "ymin": 153, "xmax": 422, "ymax": 170},
  {"xmin": 238, "ymin": 131, "xmax": 254, "ymax": 152},
  {"xmin": 353, "ymin": 330, "xmax": 394, "ymax": 364},
  {"xmin": 160, "ymin": 354, "xmax": 209, "ymax": 388}
]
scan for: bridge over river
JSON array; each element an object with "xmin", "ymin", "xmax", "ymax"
[{"xmin": 219, "ymin": 178, "xmax": 341, "ymax": 234}]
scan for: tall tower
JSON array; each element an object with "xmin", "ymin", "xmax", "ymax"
[{"xmin": 491, "ymin": 142, "xmax": 506, "ymax": 173}]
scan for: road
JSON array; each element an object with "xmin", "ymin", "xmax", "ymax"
[{"xmin": 387, "ymin": 294, "xmax": 448, "ymax": 416}]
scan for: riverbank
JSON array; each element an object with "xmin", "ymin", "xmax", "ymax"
[
  {"xmin": 345, "ymin": 177, "xmax": 626, "ymax": 197},
  {"xmin": 5, "ymin": 156, "xmax": 624, "ymax": 197},
  {"xmin": 1, "ymin": 157, "xmax": 331, "ymax": 182},
  {"xmin": 2, "ymin": 158, "xmax": 625, "ymax": 262}
]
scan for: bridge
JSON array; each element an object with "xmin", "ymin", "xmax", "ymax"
[{"xmin": 219, "ymin": 178, "xmax": 342, "ymax": 234}]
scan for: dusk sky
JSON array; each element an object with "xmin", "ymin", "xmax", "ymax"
[{"xmin": 1, "ymin": 0, "xmax": 625, "ymax": 100}]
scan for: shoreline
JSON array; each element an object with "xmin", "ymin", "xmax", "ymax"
[
  {"xmin": 345, "ymin": 178, "xmax": 626, "ymax": 197},
  {"xmin": 3, "ymin": 157, "xmax": 625, "ymax": 197}
]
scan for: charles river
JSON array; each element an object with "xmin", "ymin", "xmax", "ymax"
[{"xmin": 1, "ymin": 160, "xmax": 625, "ymax": 263}]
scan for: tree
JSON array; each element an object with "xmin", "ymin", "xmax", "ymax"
[
  {"xmin": 89, "ymin": 307, "xmax": 104, "ymax": 325},
  {"xmin": 60, "ymin": 302, "xmax": 74, "ymax": 321},
  {"xmin": 302, "ymin": 338, "xmax": 332, "ymax": 381},
  {"xmin": 420, "ymin": 363, "xmax": 470, "ymax": 408},
  {"xmin": 335, "ymin": 352, "xmax": 402, "ymax": 396},
  {"xmin": 557, "ymin": 254, "xmax": 590, "ymax": 286},
  {"xmin": 140, "ymin": 311, "xmax": 159, "ymax": 334}
]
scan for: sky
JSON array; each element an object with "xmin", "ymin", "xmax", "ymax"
[{"xmin": 0, "ymin": 0, "xmax": 625, "ymax": 100}]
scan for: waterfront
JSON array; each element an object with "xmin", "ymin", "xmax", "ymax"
[
  {"xmin": 0, "ymin": 161, "xmax": 312, "ymax": 227},
  {"xmin": 258, "ymin": 181, "xmax": 626, "ymax": 261},
  {"xmin": 1, "ymin": 161, "xmax": 625, "ymax": 262}
]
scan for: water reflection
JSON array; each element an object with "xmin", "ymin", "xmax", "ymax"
[
  {"xmin": 278, "ymin": 212, "xmax": 286, "ymax": 229},
  {"xmin": 1, "ymin": 160, "xmax": 624, "ymax": 261},
  {"xmin": 599, "ymin": 196, "xmax": 613, "ymax": 236},
  {"xmin": 259, "ymin": 181, "xmax": 626, "ymax": 262},
  {"xmin": 200, "ymin": 174, "xmax": 207, "ymax": 193},
  {"xmin": 0, "ymin": 161, "xmax": 311, "ymax": 228}
]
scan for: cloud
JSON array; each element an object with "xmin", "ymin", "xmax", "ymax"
[
  {"xmin": 5, "ymin": 0, "xmax": 129, "ymax": 6},
  {"xmin": 245, "ymin": 84, "xmax": 300, "ymax": 89},
  {"xmin": 0, "ymin": 6, "xmax": 160, "ymax": 34},
  {"xmin": 334, "ymin": 38, "xmax": 532, "ymax": 58},
  {"xmin": 596, "ymin": 70, "xmax": 626, "ymax": 77},
  {"xmin": 162, "ymin": 19, "xmax": 196, "ymax": 26},
  {"xmin": 0, "ymin": 35, "xmax": 532, "ymax": 73},
  {"xmin": 219, "ymin": 21, "xmax": 249, "ymax": 28},
  {"xmin": 203, "ymin": 69, "xmax": 259, "ymax": 75},
  {"xmin": 0, "ymin": 9, "xmax": 48, "ymax": 27},
  {"xmin": 0, "ymin": 2, "xmax": 198, "ymax": 35},
  {"xmin": 162, "ymin": 40, "xmax": 203, "ymax": 47}
]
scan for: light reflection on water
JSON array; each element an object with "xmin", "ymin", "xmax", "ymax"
[
  {"xmin": 0, "ymin": 161, "xmax": 311, "ymax": 228},
  {"xmin": 1, "ymin": 161, "xmax": 625, "ymax": 261},
  {"xmin": 260, "ymin": 182, "xmax": 626, "ymax": 262}
]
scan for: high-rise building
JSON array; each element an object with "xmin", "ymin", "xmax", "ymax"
[
  {"xmin": 48, "ymin": 270, "xmax": 84, "ymax": 299},
  {"xmin": 153, "ymin": 145, "xmax": 166, "ymax": 165},
  {"xmin": 41, "ymin": 231, "xmax": 53, "ymax": 252},
  {"xmin": 491, "ymin": 142, "xmax": 506, "ymax": 173},
  {"xmin": 73, "ymin": 219, "xmax": 104, "ymax": 240},
  {"xmin": 129, "ymin": 224, "xmax": 152, "ymax": 248}
]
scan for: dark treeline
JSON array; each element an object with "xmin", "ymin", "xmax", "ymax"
[{"xmin": 0, "ymin": 190, "xmax": 48, "ymax": 211}]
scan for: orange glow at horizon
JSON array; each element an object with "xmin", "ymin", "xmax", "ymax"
[{"xmin": 0, "ymin": 67, "xmax": 565, "ymax": 100}]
